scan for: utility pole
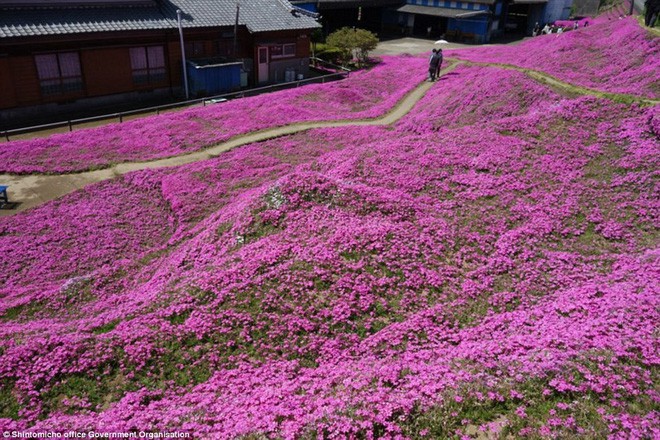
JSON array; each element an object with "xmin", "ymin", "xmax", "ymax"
[
  {"xmin": 176, "ymin": 9, "xmax": 189, "ymax": 100},
  {"xmin": 233, "ymin": 2, "xmax": 240, "ymax": 58}
]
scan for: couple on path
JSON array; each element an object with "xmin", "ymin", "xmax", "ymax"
[{"xmin": 428, "ymin": 48, "xmax": 443, "ymax": 81}]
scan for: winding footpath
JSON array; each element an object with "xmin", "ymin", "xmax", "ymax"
[{"xmin": 1, "ymin": 61, "xmax": 657, "ymax": 217}]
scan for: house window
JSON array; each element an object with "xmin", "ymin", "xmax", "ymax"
[
  {"xmin": 270, "ymin": 43, "xmax": 297, "ymax": 59},
  {"xmin": 283, "ymin": 43, "xmax": 296, "ymax": 56},
  {"xmin": 130, "ymin": 46, "xmax": 166, "ymax": 85},
  {"xmin": 35, "ymin": 52, "xmax": 83, "ymax": 96}
]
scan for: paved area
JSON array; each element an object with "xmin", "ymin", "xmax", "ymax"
[
  {"xmin": 372, "ymin": 34, "xmax": 529, "ymax": 57},
  {"xmin": 372, "ymin": 37, "xmax": 475, "ymax": 56}
]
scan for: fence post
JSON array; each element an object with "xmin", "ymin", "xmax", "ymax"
[
  {"xmin": 119, "ymin": 114, "xmax": 123, "ymax": 123},
  {"xmin": 68, "ymin": 121, "xmax": 73, "ymax": 132}
]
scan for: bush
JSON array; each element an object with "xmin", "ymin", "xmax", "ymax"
[
  {"xmin": 326, "ymin": 27, "xmax": 379, "ymax": 67},
  {"xmin": 353, "ymin": 28, "xmax": 379, "ymax": 64},
  {"xmin": 316, "ymin": 46, "xmax": 344, "ymax": 64},
  {"xmin": 326, "ymin": 27, "xmax": 355, "ymax": 65}
]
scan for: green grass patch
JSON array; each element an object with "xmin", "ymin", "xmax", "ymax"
[
  {"xmin": 41, "ymin": 367, "xmax": 126, "ymax": 415},
  {"xmin": 2, "ymin": 303, "xmax": 30, "ymax": 321},
  {"xmin": 1, "ymin": 300, "xmax": 47, "ymax": 321},
  {"xmin": 583, "ymin": 144, "xmax": 626, "ymax": 183},
  {"xmin": 0, "ymin": 380, "xmax": 20, "ymax": 420},
  {"xmin": 167, "ymin": 309, "xmax": 192, "ymax": 325},
  {"xmin": 91, "ymin": 319, "xmax": 121, "ymax": 334},
  {"xmin": 402, "ymin": 352, "xmax": 657, "ymax": 439},
  {"xmin": 216, "ymin": 221, "xmax": 233, "ymax": 237}
]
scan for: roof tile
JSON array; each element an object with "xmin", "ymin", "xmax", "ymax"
[{"xmin": 0, "ymin": 0, "xmax": 320, "ymax": 39}]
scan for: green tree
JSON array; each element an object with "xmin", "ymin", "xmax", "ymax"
[
  {"xmin": 353, "ymin": 28, "xmax": 379, "ymax": 65},
  {"xmin": 326, "ymin": 27, "xmax": 379, "ymax": 67},
  {"xmin": 326, "ymin": 27, "xmax": 355, "ymax": 66}
]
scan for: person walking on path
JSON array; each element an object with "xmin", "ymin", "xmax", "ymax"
[
  {"xmin": 434, "ymin": 48, "xmax": 443, "ymax": 79},
  {"xmin": 428, "ymin": 49, "xmax": 442, "ymax": 81},
  {"xmin": 646, "ymin": 0, "xmax": 660, "ymax": 27}
]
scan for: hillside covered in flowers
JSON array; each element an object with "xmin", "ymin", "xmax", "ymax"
[{"xmin": 1, "ymin": 14, "xmax": 658, "ymax": 439}]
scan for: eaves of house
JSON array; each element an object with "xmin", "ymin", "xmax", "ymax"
[
  {"xmin": 291, "ymin": 0, "xmax": 404, "ymax": 8},
  {"xmin": 0, "ymin": 0, "xmax": 320, "ymax": 40}
]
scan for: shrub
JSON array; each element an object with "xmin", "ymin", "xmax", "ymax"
[
  {"xmin": 315, "ymin": 45, "xmax": 344, "ymax": 64},
  {"xmin": 326, "ymin": 27, "xmax": 356, "ymax": 65},
  {"xmin": 326, "ymin": 27, "xmax": 379, "ymax": 67},
  {"xmin": 353, "ymin": 28, "xmax": 379, "ymax": 64}
]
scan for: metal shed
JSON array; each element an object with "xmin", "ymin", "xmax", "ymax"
[{"xmin": 186, "ymin": 58, "xmax": 243, "ymax": 97}]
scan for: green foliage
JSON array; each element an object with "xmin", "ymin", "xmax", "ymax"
[
  {"xmin": 353, "ymin": 28, "xmax": 379, "ymax": 64},
  {"xmin": 138, "ymin": 339, "xmax": 213, "ymax": 389},
  {"xmin": 1, "ymin": 303, "xmax": 29, "ymax": 321},
  {"xmin": 326, "ymin": 27, "xmax": 379, "ymax": 66},
  {"xmin": 44, "ymin": 376, "xmax": 104, "ymax": 411},
  {"xmin": 167, "ymin": 309, "xmax": 192, "ymax": 325},
  {"xmin": 91, "ymin": 319, "xmax": 120, "ymax": 334},
  {"xmin": 41, "ymin": 368, "xmax": 127, "ymax": 415},
  {"xmin": 216, "ymin": 221, "xmax": 233, "ymax": 237},
  {"xmin": 326, "ymin": 27, "xmax": 356, "ymax": 66},
  {"xmin": 0, "ymin": 380, "xmax": 20, "ymax": 419},
  {"xmin": 314, "ymin": 46, "xmax": 343, "ymax": 64},
  {"xmin": 401, "ymin": 354, "xmax": 657, "ymax": 438}
]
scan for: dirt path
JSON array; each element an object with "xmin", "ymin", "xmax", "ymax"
[
  {"xmin": 1, "ymin": 60, "xmax": 656, "ymax": 217},
  {"xmin": 462, "ymin": 60, "xmax": 660, "ymax": 106},
  {"xmin": 0, "ymin": 64, "xmax": 454, "ymax": 216}
]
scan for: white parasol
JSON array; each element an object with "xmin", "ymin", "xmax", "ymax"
[{"xmin": 434, "ymin": 39, "xmax": 449, "ymax": 44}]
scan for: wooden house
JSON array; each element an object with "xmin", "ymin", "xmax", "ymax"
[{"xmin": 0, "ymin": 0, "xmax": 320, "ymax": 126}]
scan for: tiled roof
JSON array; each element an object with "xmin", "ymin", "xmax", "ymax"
[
  {"xmin": 292, "ymin": 0, "xmax": 403, "ymax": 4},
  {"xmin": 0, "ymin": 5, "xmax": 172, "ymax": 37},
  {"xmin": 244, "ymin": 0, "xmax": 321, "ymax": 32},
  {"xmin": 291, "ymin": 0, "xmax": 403, "ymax": 8},
  {"xmin": 0, "ymin": 0, "xmax": 320, "ymax": 39},
  {"xmin": 166, "ymin": 0, "xmax": 320, "ymax": 32}
]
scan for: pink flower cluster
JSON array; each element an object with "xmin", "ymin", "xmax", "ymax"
[
  {"xmin": 396, "ymin": 64, "xmax": 563, "ymax": 133},
  {"xmin": 2, "ymin": 55, "xmax": 427, "ymax": 174},
  {"xmin": 452, "ymin": 17, "xmax": 660, "ymax": 99},
  {"xmin": 0, "ymin": 17, "xmax": 658, "ymax": 439}
]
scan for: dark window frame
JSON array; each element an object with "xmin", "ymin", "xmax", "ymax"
[
  {"xmin": 34, "ymin": 52, "xmax": 84, "ymax": 97},
  {"xmin": 129, "ymin": 46, "xmax": 167, "ymax": 86},
  {"xmin": 270, "ymin": 43, "xmax": 297, "ymax": 59}
]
